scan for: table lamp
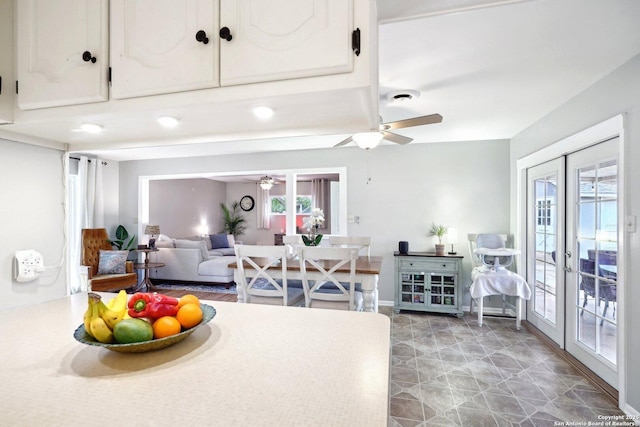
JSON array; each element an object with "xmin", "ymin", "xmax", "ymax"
[
  {"xmin": 447, "ymin": 228, "xmax": 458, "ymax": 255},
  {"xmin": 145, "ymin": 225, "xmax": 160, "ymax": 249}
]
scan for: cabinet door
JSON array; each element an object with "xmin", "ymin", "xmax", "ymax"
[
  {"xmin": 0, "ymin": 0, "xmax": 13, "ymax": 123},
  {"xmin": 220, "ymin": 0, "xmax": 354, "ymax": 86},
  {"xmin": 110, "ymin": 0, "xmax": 219, "ymax": 99},
  {"xmin": 16, "ymin": 0, "xmax": 108, "ymax": 110}
]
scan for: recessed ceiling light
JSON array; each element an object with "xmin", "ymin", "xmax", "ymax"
[
  {"xmin": 157, "ymin": 116, "xmax": 180, "ymax": 128},
  {"xmin": 386, "ymin": 89, "xmax": 421, "ymax": 103},
  {"xmin": 80, "ymin": 123, "xmax": 103, "ymax": 134},
  {"xmin": 253, "ymin": 106, "xmax": 274, "ymax": 120}
]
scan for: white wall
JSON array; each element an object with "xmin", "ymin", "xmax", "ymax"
[
  {"xmin": 510, "ymin": 54, "xmax": 640, "ymax": 415},
  {"xmin": 119, "ymin": 139, "xmax": 511, "ymax": 304},
  {"xmin": 0, "ymin": 139, "xmax": 66, "ymax": 310},
  {"xmin": 149, "ymin": 178, "xmax": 226, "ymax": 238}
]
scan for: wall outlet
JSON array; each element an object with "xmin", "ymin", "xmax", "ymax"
[{"xmin": 14, "ymin": 250, "xmax": 44, "ymax": 282}]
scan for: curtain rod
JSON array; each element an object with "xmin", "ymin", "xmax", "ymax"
[{"xmin": 69, "ymin": 156, "xmax": 108, "ymax": 166}]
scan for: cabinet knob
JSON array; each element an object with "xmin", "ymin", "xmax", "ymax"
[
  {"xmin": 82, "ymin": 51, "xmax": 96, "ymax": 63},
  {"xmin": 219, "ymin": 27, "xmax": 233, "ymax": 41},
  {"xmin": 195, "ymin": 30, "xmax": 209, "ymax": 44}
]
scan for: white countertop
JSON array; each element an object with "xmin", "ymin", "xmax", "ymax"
[{"xmin": 0, "ymin": 292, "xmax": 390, "ymax": 426}]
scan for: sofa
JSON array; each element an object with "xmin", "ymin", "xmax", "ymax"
[{"xmin": 148, "ymin": 234, "xmax": 237, "ymax": 286}]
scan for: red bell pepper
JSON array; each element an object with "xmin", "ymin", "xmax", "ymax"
[{"xmin": 128, "ymin": 292, "xmax": 179, "ymax": 320}]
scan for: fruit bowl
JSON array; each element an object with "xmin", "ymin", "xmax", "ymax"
[{"xmin": 73, "ymin": 304, "xmax": 216, "ymax": 353}]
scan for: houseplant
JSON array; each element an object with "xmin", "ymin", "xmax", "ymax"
[
  {"xmin": 428, "ymin": 222, "xmax": 448, "ymax": 256},
  {"xmin": 109, "ymin": 225, "xmax": 136, "ymax": 250},
  {"xmin": 302, "ymin": 208, "xmax": 325, "ymax": 246},
  {"xmin": 220, "ymin": 201, "xmax": 247, "ymax": 237}
]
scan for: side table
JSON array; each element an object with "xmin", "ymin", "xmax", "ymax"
[
  {"xmin": 137, "ymin": 248, "xmax": 159, "ymax": 265},
  {"xmin": 134, "ymin": 262, "xmax": 165, "ymax": 291}
]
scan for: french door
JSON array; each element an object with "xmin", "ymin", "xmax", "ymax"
[
  {"xmin": 526, "ymin": 158, "xmax": 565, "ymax": 346},
  {"xmin": 565, "ymin": 138, "xmax": 619, "ymax": 388},
  {"xmin": 526, "ymin": 138, "xmax": 619, "ymax": 388}
]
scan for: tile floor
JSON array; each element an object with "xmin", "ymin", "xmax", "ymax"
[{"xmin": 379, "ymin": 307, "xmax": 626, "ymax": 426}]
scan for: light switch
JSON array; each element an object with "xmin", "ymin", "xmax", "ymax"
[{"xmin": 625, "ymin": 215, "xmax": 636, "ymax": 233}]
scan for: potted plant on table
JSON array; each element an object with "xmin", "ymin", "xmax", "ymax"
[
  {"xmin": 302, "ymin": 208, "xmax": 325, "ymax": 246},
  {"xmin": 428, "ymin": 222, "xmax": 448, "ymax": 256}
]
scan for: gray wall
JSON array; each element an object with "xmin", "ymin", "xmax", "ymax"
[
  {"xmin": 511, "ymin": 54, "xmax": 640, "ymax": 414},
  {"xmin": 119, "ymin": 139, "xmax": 511, "ymax": 304},
  {"xmin": 0, "ymin": 139, "xmax": 66, "ymax": 310}
]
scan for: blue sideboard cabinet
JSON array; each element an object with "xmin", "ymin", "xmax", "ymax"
[{"xmin": 394, "ymin": 252, "xmax": 464, "ymax": 317}]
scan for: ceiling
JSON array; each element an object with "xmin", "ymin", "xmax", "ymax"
[{"xmin": 5, "ymin": 0, "xmax": 640, "ymax": 161}]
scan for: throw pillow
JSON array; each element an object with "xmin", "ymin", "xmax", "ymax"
[
  {"xmin": 227, "ymin": 234, "xmax": 235, "ymax": 248},
  {"xmin": 210, "ymin": 234, "xmax": 229, "ymax": 249},
  {"xmin": 97, "ymin": 250, "xmax": 128, "ymax": 274}
]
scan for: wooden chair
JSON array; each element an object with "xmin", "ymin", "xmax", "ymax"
[
  {"xmin": 81, "ymin": 228, "xmax": 137, "ymax": 292},
  {"xmin": 298, "ymin": 246, "xmax": 362, "ymax": 311},
  {"xmin": 234, "ymin": 244, "xmax": 305, "ymax": 306},
  {"xmin": 328, "ymin": 236, "xmax": 371, "ymax": 258}
]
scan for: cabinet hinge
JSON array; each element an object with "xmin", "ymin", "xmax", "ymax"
[
  {"xmin": 15, "ymin": 80, "xmax": 18, "ymax": 94},
  {"xmin": 108, "ymin": 67, "xmax": 112, "ymax": 84},
  {"xmin": 352, "ymin": 28, "xmax": 361, "ymax": 56},
  {"xmin": 0, "ymin": 76, "xmax": 2, "ymax": 95}
]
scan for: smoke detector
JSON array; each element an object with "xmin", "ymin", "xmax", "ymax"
[{"xmin": 386, "ymin": 89, "xmax": 421, "ymax": 103}]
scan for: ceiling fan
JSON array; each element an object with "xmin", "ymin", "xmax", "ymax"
[
  {"xmin": 256, "ymin": 175, "xmax": 279, "ymax": 190},
  {"xmin": 334, "ymin": 113, "xmax": 443, "ymax": 150}
]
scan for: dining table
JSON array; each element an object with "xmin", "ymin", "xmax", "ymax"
[
  {"xmin": 0, "ymin": 292, "xmax": 391, "ymax": 426},
  {"xmin": 229, "ymin": 255, "xmax": 383, "ymax": 312}
]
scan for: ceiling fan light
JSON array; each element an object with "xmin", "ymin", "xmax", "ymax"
[
  {"xmin": 260, "ymin": 181, "xmax": 273, "ymax": 190},
  {"xmin": 353, "ymin": 132, "xmax": 383, "ymax": 150}
]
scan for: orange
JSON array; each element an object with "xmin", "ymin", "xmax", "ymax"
[
  {"xmin": 178, "ymin": 294, "xmax": 200, "ymax": 308},
  {"xmin": 176, "ymin": 303, "xmax": 203, "ymax": 329},
  {"xmin": 152, "ymin": 316, "xmax": 182, "ymax": 339}
]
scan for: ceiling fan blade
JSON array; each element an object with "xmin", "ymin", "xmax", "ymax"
[
  {"xmin": 333, "ymin": 136, "xmax": 353, "ymax": 147},
  {"xmin": 382, "ymin": 131, "xmax": 413, "ymax": 145},
  {"xmin": 382, "ymin": 113, "xmax": 443, "ymax": 131}
]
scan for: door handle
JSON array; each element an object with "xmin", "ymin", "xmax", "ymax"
[
  {"xmin": 565, "ymin": 251, "xmax": 572, "ymax": 258},
  {"xmin": 564, "ymin": 266, "xmax": 572, "ymax": 272}
]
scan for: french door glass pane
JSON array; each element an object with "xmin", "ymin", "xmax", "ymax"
[
  {"xmin": 575, "ymin": 159, "xmax": 617, "ymax": 364},
  {"xmin": 533, "ymin": 174, "xmax": 557, "ymax": 323}
]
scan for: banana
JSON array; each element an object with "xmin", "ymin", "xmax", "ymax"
[
  {"xmin": 89, "ymin": 292, "xmax": 125, "ymax": 331},
  {"xmin": 83, "ymin": 295, "xmax": 97, "ymax": 338},
  {"xmin": 90, "ymin": 316, "xmax": 115, "ymax": 343}
]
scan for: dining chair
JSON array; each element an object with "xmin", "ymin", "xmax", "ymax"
[
  {"xmin": 234, "ymin": 244, "xmax": 305, "ymax": 307},
  {"xmin": 328, "ymin": 236, "xmax": 371, "ymax": 258},
  {"xmin": 282, "ymin": 235, "xmax": 303, "ymax": 257},
  {"xmin": 298, "ymin": 246, "xmax": 362, "ymax": 311},
  {"xmin": 579, "ymin": 257, "xmax": 617, "ymax": 325}
]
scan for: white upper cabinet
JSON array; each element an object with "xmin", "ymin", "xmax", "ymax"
[
  {"xmin": 110, "ymin": 0, "xmax": 220, "ymax": 99},
  {"xmin": 220, "ymin": 0, "xmax": 354, "ymax": 86},
  {"xmin": 0, "ymin": 0, "xmax": 13, "ymax": 123},
  {"xmin": 16, "ymin": 0, "xmax": 109, "ymax": 110}
]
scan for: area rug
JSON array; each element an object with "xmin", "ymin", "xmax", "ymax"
[{"xmin": 153, "ymin": 282, "xmax": 237, "ymax": 294}]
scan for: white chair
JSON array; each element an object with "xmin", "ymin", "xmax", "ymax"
[
  {"xmin": 468, "ymin": 233, "xmax": 531, "ymax": 330},
  {"xmin": 282, "ymin": 235, "xmax": 303, "ymax": 257},
  {"xmin": 234, "ymin": 244, "xmax": 305, "ymax": 307},
  {"xmin": 298, "ymin": 246, "xmax": 362, "ymax": 311},
  {"xmin": 328, "ymin": 236, "xmax": 371, "ymax": 258}
]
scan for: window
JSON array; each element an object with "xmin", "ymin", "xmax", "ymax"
[
  {"xmin": 270, "ymin": 195, "xmax": 312, "ymax": 214},
  {"xmin": 537, "ymin": 199, "xmax": 552, "ymax": 226}
]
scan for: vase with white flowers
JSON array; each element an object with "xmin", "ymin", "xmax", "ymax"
[{"xmin": 302, "ymin": 208, "xmax": 325, "ymax": 246}]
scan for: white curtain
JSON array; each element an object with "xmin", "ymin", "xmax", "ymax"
[
  {"xmin": 256, "ymin": 183, "xmax": 271, "ymax": 229},
  {"xmin": 311, "ymin": 178, "xmax": 330, "ymax": 231},
  {"xmin": 68, "ymin": 156, "xmax": 105, "ymax": 294}
]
